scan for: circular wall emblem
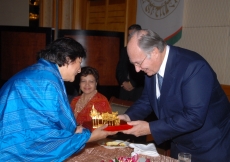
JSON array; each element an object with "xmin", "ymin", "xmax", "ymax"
[{"xmin": 140, "ymin": 0, "xmax": 180, "ymax": 20}]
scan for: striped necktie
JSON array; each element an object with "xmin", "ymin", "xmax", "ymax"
[
  {"xmin": 157, "ymin": 73, "xmax": 163, "ymax": 105},
  {"xmin": 157, "ymin": 73, "xmax": 163, "ymax": 91}
]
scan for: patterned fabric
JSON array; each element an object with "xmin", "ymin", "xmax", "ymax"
[
  {"xmin": 70, "ymin": 92, "xmax": 112, "ymax": 127},
  {"xmin": 0, "ymin": 59, "xmax": 91, "ymax": 162}
]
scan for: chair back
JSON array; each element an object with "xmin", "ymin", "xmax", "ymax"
[
  {"xmin": 221, "ymin": 84, "xmax": 230, "ymax": 101},
  {"xmin": 109, "ymin": 96, "xmax": 133, "ymax": 115}
]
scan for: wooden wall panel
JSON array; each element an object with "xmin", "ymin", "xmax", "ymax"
[
  {"xmin": 79, "ymin": 36, "xmax": 119, "ymax": 85},
  {"xmin": 1, "ymin": 32, "xmax": 45, "ymax": 80},
  {"xmin": 86, "ymin": 0, "xmax": 126, "ymax": 32},
  {"xmin": 0, "ymin": 26, "xmax": 54, "ymax": 81},
  {"xmin": 87, "ymin": 5, "xmax": 106, "ymax": 30},
  {"xmin": 85, "ymin": 0, "xmax": 137, "ymax": 44},
  {"xmin": 58, "ymin": 30, "xmax": 124, "ymax": 86}
]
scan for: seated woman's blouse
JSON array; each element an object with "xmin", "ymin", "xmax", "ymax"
[{"xmin": 70, "ymin": 92, "xmax": 112, "ymax": 126}]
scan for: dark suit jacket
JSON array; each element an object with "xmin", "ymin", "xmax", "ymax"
[
  {"xmin": 116, "ymin": 47, "xmax": 145, "ymax": 88},
  {"xmin": 126, "ymin": 46, "xmax": 230, "ymax": 162}
]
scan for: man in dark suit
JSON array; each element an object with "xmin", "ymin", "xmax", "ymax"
[
  {"xmin": 119, "ymin": 29, "xmax": 230, "ymax": 161},
  {"xmin": 115, "ymin": 25, "xmax": 157, "ymax": 143},
  {"xmin": 116, "ymin": 24, "xmax": 145, "ymax": 101}
]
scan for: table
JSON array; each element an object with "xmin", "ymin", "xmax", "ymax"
[{"xmin": 65, "ymin": 142, "xmax": 178, "ymax": 162}]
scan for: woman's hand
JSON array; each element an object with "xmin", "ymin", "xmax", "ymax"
[
  {"xmin": 87, "ymin": 124, "xmax": 117, "ymax": 143},
  {"xmin": 75, "ymin": 125, "xmax": 84, "ymax": 133}
]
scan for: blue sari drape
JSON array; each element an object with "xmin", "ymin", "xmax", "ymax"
[{"xmin": 0, "ymin": 59, "xmax": 91, "ymax": 161}]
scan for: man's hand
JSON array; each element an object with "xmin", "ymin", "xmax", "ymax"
[
  {"xmin": 121, "ymin": 81, "xmax": 134, "ymax": 91},
  {"xmin": 118, "ymin": 114, "xmax": 131, "ymax": 122},
  {"xmin": 87, "ymin": 124, "xmax": 117, "ymax": 143},
  {"xmin": 121, "ymin": 120, "xmax": 151, "ymax": 137}
]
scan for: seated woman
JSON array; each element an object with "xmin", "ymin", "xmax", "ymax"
[{"xmin": 70, "ymin": 66, "xmax": 112, "ymax": 129}]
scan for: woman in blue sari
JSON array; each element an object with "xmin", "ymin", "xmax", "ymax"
[{"xmin": 0, "ymin": 37, "xmax": 117, "ymax": 161}]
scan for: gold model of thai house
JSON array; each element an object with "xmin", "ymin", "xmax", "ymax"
[{"xmin": 90, "ymin": 105, "xmax": 120, "ymax": 128}]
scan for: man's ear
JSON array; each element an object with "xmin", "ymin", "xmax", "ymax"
[{"xmin": 151, "ymin": 47, "xmax": 160, "ymax": 58}]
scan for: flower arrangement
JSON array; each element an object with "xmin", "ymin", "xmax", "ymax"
[{"xmin": 101, "ymin": 154, "xmax": 150, "ymax": 162}]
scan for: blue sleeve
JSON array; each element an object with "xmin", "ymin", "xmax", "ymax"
[{"xmin": 0, "ymin": 78, "xmax": 91, "ymax": 162}]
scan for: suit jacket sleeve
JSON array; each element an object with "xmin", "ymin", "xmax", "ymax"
[
  {"xmin": 116, "ymin": 47, "xmax": 130, "ymax": 85},
  {"xmin": 125, "ymin": 78, "xmax": 155, "ymax": 120},
  {"xmin": 116, "ymin": 47, "xmax": 145, "ymax": 87}
]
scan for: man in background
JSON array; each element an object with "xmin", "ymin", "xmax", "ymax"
[{"xmin": 116, "ymin": 24, "xmax": 145, "ymax": 101}]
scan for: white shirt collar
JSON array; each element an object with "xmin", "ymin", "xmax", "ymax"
[
  {"xmin": 158, "ymin": 45, "xmax": 170, "ymax": 77},
  {"xmin": 156, "ymin": 45, "xmax": 170, "ymax": 98}
]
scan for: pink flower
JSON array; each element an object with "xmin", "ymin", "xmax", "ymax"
[
  {"xmin": 105, "ymin": 154, "xmax": 150, "ymax": 162},
  {"xmin": 113, "ymin": 154, "xmax": 139, "ymax": 162}
]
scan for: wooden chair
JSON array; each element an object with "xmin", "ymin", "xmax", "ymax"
[
  {"xmin": 221, "ymin": 84, "xmax": 230, "ymax": 101},
  {"xmin": 109, "ymin": 96, "xmax": 133, "ymax": 114}
]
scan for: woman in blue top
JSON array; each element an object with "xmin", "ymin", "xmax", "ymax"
[{"xmin": 0, "ymin": 37, "xmax": 117, "ymax": 162}]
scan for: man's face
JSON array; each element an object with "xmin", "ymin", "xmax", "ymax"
[
  {"xmin": 127, "ymin": 34, "xmax": 161, "ymax": 76},
  {"xmin": 59, "ymin": 57, "xmax": 82, "ymax": 82}
]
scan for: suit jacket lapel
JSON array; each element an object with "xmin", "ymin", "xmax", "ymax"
[{"xmin": 160, "ymin": 46, "xmax": 177, "ymax": 107}]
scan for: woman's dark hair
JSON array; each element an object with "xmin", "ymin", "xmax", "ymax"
[
  {"xmin": 37, "ymin": 37, "xmax": 86, "ymax": 66},
  {"xmin": 80, "ymin": 66, "xmax": 99, "ymax": 83}
]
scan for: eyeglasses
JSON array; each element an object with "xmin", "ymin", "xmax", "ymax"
[{"xmin": 134, "ymin": 55, "xmax": 147, "ymax": 68}]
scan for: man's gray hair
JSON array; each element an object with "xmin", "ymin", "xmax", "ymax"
[{"xmin": 129, "ymin": 29, "xmax": 167, "ymax": 56}]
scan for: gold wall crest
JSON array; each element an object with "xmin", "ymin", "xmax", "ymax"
[{"xmin": 140, "ymin": 0, "xmax": 180, "ymax": 20}]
